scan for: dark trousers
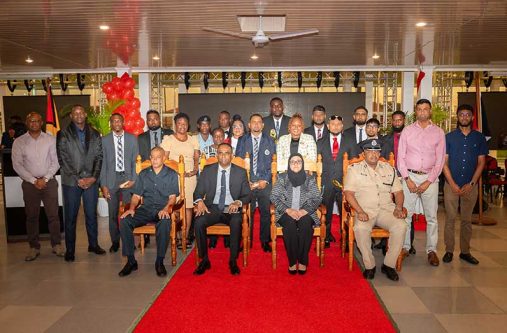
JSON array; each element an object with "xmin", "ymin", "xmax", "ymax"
[
  {"xmin": 250, "ymin": 184, "xmax": 272, "ymax": 243},
  {"xmin": 195, "ymin": 205, "xmax": 242, "ymax": 262},
  {"xmin": 62, "ymin": 183, "xmax": 99, "ymax": 255},
  {"xmin": 21, "ymin": 179, "xmax": 61, "ymax": 249},
  {"xmin": 120, "ymin": 205, "xmax": 170, "ymax": 259},
  {"xmin": 278, "ymin": 213, "xmax": 314, "ymax": 266},
  {"xmin": 107, "ymin": 173, "xmax": 131, "ymax": 245},
  {"xmin": 323, "ymin": 183, "xmax": 341, "ymax": 239}
]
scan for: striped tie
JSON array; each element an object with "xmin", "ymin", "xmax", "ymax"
[
  {"xmin": 116, "ymin": 135, "xmax": 124, "ymax": 171},
  {"xmin": 253, "ymin": 137, "xmax": 259, "ymax": 175},
  {"xmin": 275, "ymin": 120, "xmax": 280, "ymax": 137}
]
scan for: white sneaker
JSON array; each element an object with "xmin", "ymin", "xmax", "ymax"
[
  {"xmin": 25, "ymin": 248, "xmax": 40, "ymax": 261},
  {"xmin": 52, "ymin": 244, "xmax": 65, "ymax": 257}
]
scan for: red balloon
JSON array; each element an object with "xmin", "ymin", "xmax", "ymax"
[
  {"xmin": 133, "ymin": 127, "xmax": 144, "ymax": 136},
  {"xmin": 124, "ymin": 118, "xmax": 135, "ymax": 131},
  {"xmin": 102, "ymin": 82, "xmax": 114, "ymax": 94},
  {"xmin": 131, "ymin": 98, "xmax": 141, "ymax": 109},
  {"xmin": 134, "ymin": 117, "xmax": 145, "ymax": 128},
  {"xmin": 115, "ymin": 105, "xmax": 127, "ymax": 116},
  {"xmin": 122, "ymin": 89, "xmax": 135, "ymax": 100},
  {"xmin": 108, "ymin": 92, "xmax": 120, "ymax": 101},
  {"xmin": 123, "ymin": 78, "xmax": 135, "ymax": 90},
  {"xmin": 112, "ymin": 77, "xmax": 123, "ymax": 92},
  {"xmin": 126, "ymin": 108, "xmax": 140, "ymax": 119},
  {"xmin": 121, "ymin": 72, "xmax": 130, "ymax": 80}
]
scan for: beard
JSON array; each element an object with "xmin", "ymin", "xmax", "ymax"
[
  {"xmin": 313, "ymin": 120, "xmax": 325, "ymax": 126},
  {"xmin": 354, "ymin": 120, "xmax": 366, "ymax": 126},
  {"xmin": 392, "ymin": 125, "xmax": 404, "ymax": 133},
  {"xmin": 458, "ymin": 120, "xmax": 472, "ymax": 128},
  {"xmin": 148, "ymin": 125, "xmax": 161, "ymax": 131}
]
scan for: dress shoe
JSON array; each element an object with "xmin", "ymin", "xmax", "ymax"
[
  {"xmin": 459, "ymin": 253, "xmax": 479, "ymax": 265},
  {"xmin": 25, "ymin": 248, "xmax": 40, "ymax": 261},
  {"xmin": 288, "ymin": 266, "xmax": 297, "ymax": 275},
  {"xmin": 442, "ymin": 252, "xmax": 453, "ymax": 263},
  {"xmin": 229, "ymin": 261, "xmax": 240, "ymax": 275},
  {"xmin": 118, "ymin": 261, "xmax": 138, "ymax": 277},
  {"xmin": 193, "ymin": 259, "xmax": 211, "ymax": 275},
  {"xmin": 324, "ymin": 239, "xmax": 331, "ymax": 249},
  {"xmin": 64, "ymin": 252, "xmax": 75, "ymax": 262},
  {"xmin": 427, "ymin": 251, "xmax": 440, "ymax": 266},
  {"xmin": 262, "ymin": 242, "xmax": 272, "ymax": 253},
  {"xmin": 144, "ymin": 234, "xmax": 151, "ymax": 246},
  {"xmin": 328, "ymin": 234, "xmax": 336, "ymax": 243},
  {"xmin": 298, "ymin": 265, "xmax": 307, "ymax": 275},
  {"xmin": 88, "ymin": 245, "xmax": 106, "ymax": 255},
  {"xmin": 52, "ymin": 244, "xmax": 65, "ymax": 257},
  {"xmin": 109, "ymin": 242, "xmax": 120, "ymax": 253},
  {"xmin": 409, "ymin": 246, "xmax": 416, "ymax": 255},
  {"xmin": 209, "ymin": 237, "xmax": 217, "ymax": 249},
  {"xmin": 381, "ymin": 264, "xmax": 399, "ymax": 281},
  {"xmin": 155, "ymin": 262, "xmax": 167, "ymax": 277},
  {"xmin": 362, "ymin": 266, "xmax": 376, "ymax": 279}
]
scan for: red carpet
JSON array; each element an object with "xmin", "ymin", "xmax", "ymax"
[{"xmin": 135, "ymin": 213, "xmax": 396, "ymax": 333}]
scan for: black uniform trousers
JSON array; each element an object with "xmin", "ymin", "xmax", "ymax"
[
  {"xmin": 250, "ymin": 184, "xmax": 272, "ymax": 243},
  {"xmin": 322, "ymin": 183, "xmax": 342, "ymax": 240}
]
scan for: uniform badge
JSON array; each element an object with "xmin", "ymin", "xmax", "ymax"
[
  {"xmin": 372, "ymin": 139, "xmax": 377, "ymax": 146},
  {"xmin": 264, "ymin": 149, "xmax": 270, "ymax": 155}
]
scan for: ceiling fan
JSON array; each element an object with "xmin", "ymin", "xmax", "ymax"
[{"xmin": 203, "ymin": 16, "xmax": 319, "ymax": 48}]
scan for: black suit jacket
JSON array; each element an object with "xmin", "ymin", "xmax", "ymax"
[
  {"xmin": 138, "ymin": 128, "xmax": 174, "ymax": 161},
  {"xmin": 304, "ymin": 125, "xmax": 329, "ymax": 142},
  {"xmin": 379, "ymin": 134, "xmax": 394, "ymax": 160},
  {"xmin": 317, "ymin": 132, "xmax": 359, "ymax": 185},
  {"xmin": 194, "ymin": 163, "xmax": 251, "ymax": 208},
  {"xmin": 262, "ymin": 115, "xmax": 291, "ymax": 140}
]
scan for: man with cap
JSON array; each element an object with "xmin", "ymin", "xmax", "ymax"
[
  {"xmin": 343, "ymin": 139, "xmax": 407, "ymax": 281},
  {"xmin": 197, "ymin": 115, "xmax": 213, "ymax": 152}
]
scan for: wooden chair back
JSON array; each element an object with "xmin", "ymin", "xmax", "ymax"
[{"xmin": 270, "ymin": 154, "xmax": 323, "ymax": 191}]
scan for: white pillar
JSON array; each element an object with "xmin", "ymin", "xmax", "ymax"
[
  {"xmin": 417, "ymin": 65, "xmax": 434, "ymax": 105},
  {"xmin": 402, "ymin": 72, "xmax": 415, "ymax": 115},
  {"xmin": 115, "ymin": 57, "xmax": 131, "ymax": 77},
  {"xmin": 138, "ymin": 73, "xmax": 151, "ymax": 129},
  {"xmin": 365, "ymin": 81, "xmax": 374, "ymax": 118}
]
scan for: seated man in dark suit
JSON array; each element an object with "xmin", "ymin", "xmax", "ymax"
[
  {"xmin": 118, "ymin": 147, "xmax": 179, "ymax": 277},
  {"xmin": 317, "ymin": 115, "xmax": 359, "ymax": 247},
  {"xmin": 193, "ymin": 143, "xmax": 251, "ymax": 276}
]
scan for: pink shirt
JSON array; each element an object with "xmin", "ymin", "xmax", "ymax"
[{"xmin": 397, "ymin": 121, "xmax": 445, "ymax": 183}]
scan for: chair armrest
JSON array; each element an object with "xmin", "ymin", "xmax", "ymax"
[
  {"xmin": 173, "ymin": 198, "xmax": 185, "ymax": 211},
  {"xmin": 319, "ymin": 203, "xmax": 327, "ymax": 216},
  {"xmin": 270, "ymin": 203, "xmax": 275, "ymax": 215},
  {"xmin": 241, "ymin": 203, "xmax": 249, "ymax": 214}
]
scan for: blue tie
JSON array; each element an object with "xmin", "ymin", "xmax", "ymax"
[{"xmin": 218, "ymin": 170, "xmax": 227, "ymax": 211}]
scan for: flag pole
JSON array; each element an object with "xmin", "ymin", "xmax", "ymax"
[{"xmin": 472, "ymin": 71, "xmax": 497, "ymax": 225}]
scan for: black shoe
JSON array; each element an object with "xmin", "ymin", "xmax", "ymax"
[
  {"xmin": 155, "ymin": 262, "xmax": 167, "ymax": 277},
  {"xmin": 118, "ymin": 261, "xmax": 138, "ymax": 277},
  {"xmin": 193, "ymin": 259, "xmax": 211, "ymax": 275},
  {"xmin": 224, "ymin": 237, "xmax": 230, "ymax": 248},
  {"xmin": 88, "ymin": 246, "xmax": 106, "ymax": 255},
  {"xmin": 459, "ymin": 253, "xmax": 479, "ymax": 265},
  {"xmin": 229, "ymin": 261, "xmax": 240, "ymax": 275},
  {"xmin": 64, "ymin": 252, "xmax": 75, "ymax": 262},
  {"xmin": 288, "ymin": 267, "xmax": 297, "ymax": 275},
  {"xmin": 262, "ymin": 242, "xmax": 272, "ymax": 253},
  {"xmin": 324, "ymin": 240, "xmax": 331, "ymax": 249},
  {"xmin": 298, "ymin": 268, "xmax": 307, "ymax": 275},
  {"xmin": 363, "ymin": 266, "xmax": 376, "ymax": 279},
  {"xmin": 144, "ymin": 234, "xmax": 151, "ymax": 246},
  {"xmin": 209, "ymin": 237, "xmax": 217, "ymax": 249},
  {"xmin": 109, "ymin": 242, "xmax": 120, "ymax": 253},
  {"xmin": 409, "ymin": 246, "xmax": 416, "ymax": 255},
  {"xmin": 328, "ymin": 234, "xmax": 337, "ymax": 243},
  {"xmin": 381, "ymin": 264, "xmax": 399, "ymax": 281},
  {"xmin": 442, "ymin": 252, "xmax": 453, "ymax": 263}
]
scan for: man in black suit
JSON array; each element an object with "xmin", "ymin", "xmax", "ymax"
[
  {"xmin": 304, "ymin": 105, "xmax": 329, "ymax": 142},
  {"xmin": 235, "ymin": 114, "xmax": 276, "ymax": 253},
  {"xmin": 193, "ymin": 143, "xmax": 251, "ymax": 276},
  {"xmin": 382, "ymin": 111, "xmax": 406, "ymax": 164},
  {"xmin": 262, "ymin": 97, "xmax": 291, "ymax": 141},
  {"xmin": 318, "ymin": 115, "xmax": 360, "ymax": 247},
  {"xmin": 218, "ymin": 110, "xmax": 232, "ymax": 139},
  {"xmin": 138, "ymin": 110, "xmax": 173, "ymax": 161},
  {"xmin": 343, "ymin": 106, "xmax": 368, "ymax": 144}
]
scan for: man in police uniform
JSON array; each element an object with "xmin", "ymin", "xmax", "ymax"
[{"xmin": 343, "ymin": 139, "xmax": 407, "ymax": 281}]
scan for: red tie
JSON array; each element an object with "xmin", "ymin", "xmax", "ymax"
[{"xmin": 332, "ymin": 137, "xmax": 340, "ymax": 160}]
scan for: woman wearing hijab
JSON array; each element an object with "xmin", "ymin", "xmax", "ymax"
[{"xmin": 270, "ymin": 153, "xmax": 322, "ymax": 274}]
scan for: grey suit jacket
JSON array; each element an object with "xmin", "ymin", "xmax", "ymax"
[{"xmin": 100, "ymin": 132, "xmax": 139, "ymax": 189}]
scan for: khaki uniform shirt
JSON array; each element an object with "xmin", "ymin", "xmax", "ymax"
[{"xmin": 344, "ymin": 160, "xmax": 402, "ymax": 219}]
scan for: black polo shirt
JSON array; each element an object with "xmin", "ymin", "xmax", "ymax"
[{"xmin": 132, "ymin": 165, "xmax": 179, "ymax": 211}]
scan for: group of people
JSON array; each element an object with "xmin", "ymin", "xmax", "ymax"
[{"xmin": 10, "ymin": 96, "xmax": 488, "ymax": 281}]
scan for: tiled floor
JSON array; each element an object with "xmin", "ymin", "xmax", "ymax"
[{"xmin": 0, "ymin": 195, "xmax": 506, "ymax": 332}]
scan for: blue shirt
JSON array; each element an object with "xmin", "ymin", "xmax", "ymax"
[
  {"xmin": 132, "ymin": 165, "xmax": 180, "ymax": 211},
  {"xmin": 197, "ymin": 133, "xmax": 213, "ymax": 152},
  {"xmin": 445, "ymin": 129, "xmax": 488, "ymax": 187},
  {"xmin": 73, "ymin": 123, "xmax": 86, "ymax": 148}
]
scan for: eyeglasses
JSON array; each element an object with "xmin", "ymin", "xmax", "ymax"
[
  {"xmin": 329, "ymin": 115, "xmax": 343, "ymax": 121},
  {"xmin": 366, "ymin": 124, "xmax": 379, "ymax": 128},
  {"xmin": 289, "ymin": 160, "xmax": 303, "ymax": 165}
]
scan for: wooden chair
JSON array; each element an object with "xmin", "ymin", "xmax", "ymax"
[
  {"xmin": 270, "ymin": 154, "xmax": 327, "ymax": 269},
  {"xmin": 341, "ymin": 152, "xmax": 404, "ymax": 272},
  {"xmin": 194, "ymin": 153, "xmax": 251, "ymax": 267},
  {"xmin": 128, "ymin": 154, "xmax": 186, "ymax": 266}
]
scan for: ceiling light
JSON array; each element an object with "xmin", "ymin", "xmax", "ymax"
[
  {"xmin": 415, "ymin": 22, "xmax": 427, "ymax": 27},
  {"xmin": 152, "ymin": 55, "xmax": 160, "ymax": 60},
  {"xmin": 250, "ymin": 54, "xmax": 258, "ymax": 60},
  {"xmin": 25, "ymin": 56, "xmax": 33, "ymax": 64},
  {"xmin": 99, "ymin": 25, "xmax": 110, "ymax": 31},
  {"xmin": 372, "ymin": 54, "xmax": 380, "ymax": 59}
]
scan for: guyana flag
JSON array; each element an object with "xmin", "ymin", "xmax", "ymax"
[{"xmin": 46, "ymin": 84, "xmax": 60, "ymax": 136}]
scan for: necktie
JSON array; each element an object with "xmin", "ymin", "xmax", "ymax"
[
  {"xmin": 253, "ymin": 137, "xmax": 259, "ymax": 175},
  {"xmin": 332, "ymin": 137, "xmax": 339, "ymax": 160},
  {"xmin": 358, "ymin": 128, "xmax": 363, "ymax": 143},
  {"xmin": 218, "ymin": 170, "xmax": 227, "ymax": 211},
  {"xmin": 275, "ymin": 120, "xmax": 280, "ymax": 137},
  {"xmin": 116, "ymin": 135, "xmax": 124, "ymax": 171},
  {"xmin": 317, "ymin": 128, "xmax": 322, "ymax": 140},
  {"xmin": 153, "ymin": 131, "xmax": 158, "ymax": 148}
]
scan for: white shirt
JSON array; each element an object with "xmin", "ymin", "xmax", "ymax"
[
  {"xmin": 314, "ymin": 125, "xmax": 325, "ymax": 140},
  {"xmin": 355, "ymin": 125, "xmax": 366, "ymax": 144}
]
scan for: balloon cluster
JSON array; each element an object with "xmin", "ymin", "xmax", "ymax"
[{"xmin": 101, "ymin": 73, "xmax": 145, "ymax": 135}]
